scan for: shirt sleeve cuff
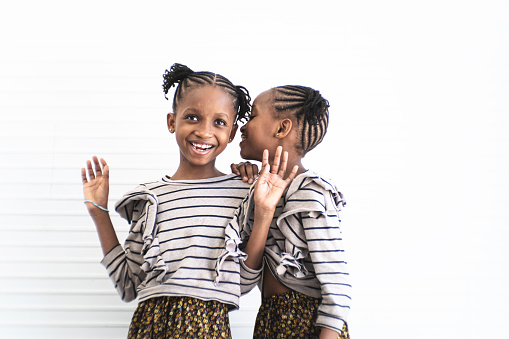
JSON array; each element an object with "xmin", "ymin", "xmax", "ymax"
[
  {"xmin": 240, "ymin": 259, "xmax": 263, "ymax": 294},
  {"xmin": 100, "ymin": 244, "xmax": 124, "ymax": 269},
  {"xmin": 240, "ymin": 259, "xmax": 263, "ymax": 276}
]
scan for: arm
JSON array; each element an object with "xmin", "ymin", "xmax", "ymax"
[
  {"xmin": 302, "ymin": 201, "xmax": 351, "ymax": 335},
  {"xmin": 83, "ymin": 157, "xmax": 149, "ymax": 302},
  {"xmin": 81, "ymin": 156, "xmax": 120, "ymax": 255},
  {"xmin": 218, "ymin": 197, "xmax": 264, "ymax": 294},
  {"xmin": 242, "ymin": 146, "xmax": 298, "ymax": 270},
  {"xmin": 320, "ymin": 327, "xmax": 341, "ymax": 339}
]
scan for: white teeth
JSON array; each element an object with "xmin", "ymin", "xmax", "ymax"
[{"xmin": 191, "ymin": 142, "xmax": 213, "ymax": 151}]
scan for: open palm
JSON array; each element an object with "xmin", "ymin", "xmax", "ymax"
[
  {"xmin": 81, "ymin": 156, "xmax": 110, "ymax": 211},
  {"xmin": 254, "ymin": 147, "xmax": 298, "ymax": 214}
]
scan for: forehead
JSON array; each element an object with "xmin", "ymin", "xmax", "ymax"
[
  {"xmin": 177, "ymin": 85, "xmax": 236, "ymax": 119},
  {"xmin": 252, "ymin": 89, "xmax": 275, "ymax": 112}
]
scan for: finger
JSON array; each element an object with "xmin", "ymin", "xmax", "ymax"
[
  {"xmin": 259, "ymin": 161, "xmax": 270, "ymax": 178},
  {"xmin": 241, "ymin": 161, "xmax": 256, "ymax": 182},
  {"xmin": 81, "ymin": 167, "xmax": 88, "ymax": 184},
  {"xmin": 262, "ymin": 149, "xmax": 269, "ymax": 169},
  {"xmin": 86, "ymin": 159, "xmax": 95, "ymax": 180},
  {"xmin": 271, "ymin": 146, "xmax": 282, "ymax": 174},
  {"xmin": 238, "ymin": 163, "xmax": 249, "ymax": 182},
  {"xmin": 247, "ymin": 164, "xmax": 259, "ymax": 184},
  {"xmin": 101, "ymin": 158, "xmax": 109, "ymax": 180},
  {"xmin": 253, "ymin": 164, "xmax": 260, "ymax": 179},
  {"xmin": 93, "ymin": 156, "xmax": 102, "ymax": 176},
  {"xmin": 278, "ymin": 151, "xmax": 289, "ymax": 177},
  {"xmin": 245, "ymin": 164, "xmax": 253, "ymax": 184},
  {"xmin": 284, "ymin": 165, "xmax": 299, "ymax": 185},
  {"xmin": 231, "ymin": 163, "xmax": 240, "ymax": 175},
  {"xmin": 260, "ymin": 150, "xmax": 270, "ymax": 177}
]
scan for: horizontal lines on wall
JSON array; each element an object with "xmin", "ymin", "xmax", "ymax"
[
  {"xmin": 0, "ymin": 58, "xmax": 176, "ymax": 338},
  {"xmin": 0, "ymin": 210, "xmax": 136, "ymax": 335},
  {"xmin": 0, "ymin": 49, "xmax": 264, "ymax": 337}
]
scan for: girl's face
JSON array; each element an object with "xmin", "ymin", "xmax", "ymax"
[
  {"xmin": 168, "ymin": 85, "xmax": 238, "ymax": 172},
  {"xmin": 239, "ymin": 90, "xmax": 280, "ymax": 162}
]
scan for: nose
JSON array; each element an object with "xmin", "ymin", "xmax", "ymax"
[
  {"xmin": 194, "ymin": 122, "xmax": 213, "ymax": 138},
  {"xmin": 240, "ymin": 124, "xmax": 246, "ymax": 133}
]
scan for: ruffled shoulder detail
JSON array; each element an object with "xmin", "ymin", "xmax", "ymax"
[
  {"xmin": 215, "ymin": 188, "xmax": 254, "ymax": 285},
  {"xmin": 115, "ymin": 185, "xmax": 167, "ymax": 283},
  {"xmin": 272, "ymin": 171, "xmax": 345, "ymax": 278},
  {"xmin": 279, "ymin": 171, "xmax": 345, "ymax": 221},
  {"xmin": 115, "ymin": 185, "xmax": 158, "ymax": 225}
]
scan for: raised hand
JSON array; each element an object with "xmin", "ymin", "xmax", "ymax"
[
  {"xmin": 81, "ymin": 156, "xmax": 110, "ymax": 214},
  {"xmin": 242, "ymin": 146, "xmax": 299, "ymax": 270},
  {"xmin": 253, "ymin": 146, "xmax": 298, "ymax": 217}
]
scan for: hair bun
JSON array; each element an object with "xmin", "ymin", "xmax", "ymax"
[
  {"xmin": 162, "ymin": 63, "xmax": 195, "ymax": 99},
  {"xmin": 303, "ymin": 89, "xmax": 329, "ymax": 124}
]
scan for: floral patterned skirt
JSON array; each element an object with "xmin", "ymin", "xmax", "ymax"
[
  {"xmin": 128, "ymin": 296, "xmax": 231, "ymax": 339},
  {"xmin": 253, "ymin": 290, "xmax": 350, "ymax": 339}
]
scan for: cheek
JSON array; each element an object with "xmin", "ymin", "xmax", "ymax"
[
  {"xmin": 246, "ymin": 123, "xmax": 257, "ymax": 137},
  {"xmin": 220, "ymin": 130, "xmax": 232, "ymax": 143}
]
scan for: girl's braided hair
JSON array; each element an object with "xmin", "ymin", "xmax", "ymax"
[
  {"xmin": 273, "ymin": 85, "xmax": 330, "ymax": 155},
  {"xmin": 162, "ymin": 63, "xmax": 251, "ymax": 124}
]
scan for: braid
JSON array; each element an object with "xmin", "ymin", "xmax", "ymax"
[
  {"xmin": 233, "ymin": 85, "xmax": 251, "ymax": 123},
  {"xmin": 162, "ymin": 63, "xmax": 251, "ymax": 124},
  {"xmin": 273, "ymin": 85, "xmax": 330, "ymax": 155}
]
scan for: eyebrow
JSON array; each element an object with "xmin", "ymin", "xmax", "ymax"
[
  {"xmin": 181, "ymin": 107, "xmax": 199, "ymax": 114},
  {"xmin": 215, "ymin": 112, "xmax": 231, "ymax": 119}
]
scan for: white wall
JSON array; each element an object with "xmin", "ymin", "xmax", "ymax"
[{"xmin": 0, "ymin": 1, "xmax": 508, "ymax": 338}]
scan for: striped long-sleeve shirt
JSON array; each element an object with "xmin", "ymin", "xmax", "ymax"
[
  {"xmin": 101, "ymin": 174, "xmax": 252, "ymax": 309},
  {"xmin": 222, "ymin": 170, "xmax": 351, "ymax": 333}
]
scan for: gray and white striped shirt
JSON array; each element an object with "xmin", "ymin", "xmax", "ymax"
[
  {"xmin": 101, "ymin": 174, "xmax": 252, "ymax": 309},
  {"xmin": 223, "ymin": 170, "xmax": 351, "ymax": 333}
]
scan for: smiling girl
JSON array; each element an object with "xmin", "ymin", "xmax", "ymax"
[{"xmin": 81, "ymin": 63, "xmax": 253, "ymax": 338}]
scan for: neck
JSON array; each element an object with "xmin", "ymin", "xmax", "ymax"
[
  {"xmin": 171, "ymin": 167, "xmax": 224, "ymax": 180},
  {"xmin": 170, "ymin": 161, "xmax": 224, "ymax": 181}
]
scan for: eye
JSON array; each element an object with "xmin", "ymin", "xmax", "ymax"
[
  {"xmin": 242, "ymin": 116, "xmax": 253, "ymax": 126},
  {"xmin": 215, "ymin": 119, "xmax": 227, "ymax": 126},
  {"xmin": 184, "ymin": 114, "xmax": 198, "ymax": 121}
]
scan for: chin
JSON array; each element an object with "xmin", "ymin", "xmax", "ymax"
[
  {"xmin": 240, "ymin": 148, "xmax": 258, "ymax": 162},
  {"xmin": 239, "ymin": 149, "xmax": 249, "ymax": 160}
]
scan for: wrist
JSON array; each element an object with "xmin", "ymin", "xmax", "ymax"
[
  {"xmin": 254, "ymin": 205, "xmax": 275, "ymax": 220},
  {"xmin": 84, "ymin": 200, "xmax": 109, "ymax": 214},
  {"xmin": 88, "ymin": 209, "xmax": 110, "ymax": 222}
]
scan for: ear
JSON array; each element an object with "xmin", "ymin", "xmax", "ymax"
[
  {"xmin": 167, "ymin": 113, "xmax": 176, "ymax": 133},
  {"xmin": 228, "ymin": 124, "xmax": 239, "ymax": 143},
  {"xmin": 275, "ymin": 118, "xmax": 293, "ymax": 138}
]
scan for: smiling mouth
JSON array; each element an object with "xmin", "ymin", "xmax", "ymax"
[{"xmin": 190, "ymin": 142, "xmax": 214, "ymax": 152}]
